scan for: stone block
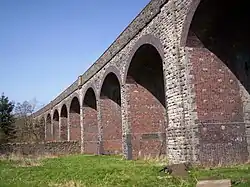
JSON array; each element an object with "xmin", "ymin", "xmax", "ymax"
[{"xmin": 196, "ymin": 180, "xmax": 231, "ymax": 187}]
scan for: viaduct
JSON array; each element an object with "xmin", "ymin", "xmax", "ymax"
[{"xmin": 33, "ymin": 0, "xmax": 250, "ymax": 166}]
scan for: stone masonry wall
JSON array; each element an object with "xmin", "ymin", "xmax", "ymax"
[
  {"xmin": 240, "ymin": 85, "xmax": 250, "ymax": 160},
  {"xmin": 236, "ymin": 57, "xmax": 250, "ymax": 160},
  {"xmin": 0, "ymin": 141, "xmax": 81, "ymax": 156}
]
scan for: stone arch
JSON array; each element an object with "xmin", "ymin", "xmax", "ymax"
[
  {"xmin": 123, "ymin": 34, "xmax": 165, "ymax": 83},
  {"xmin": 179, "ymin": 0, "xmax": 201, "ymax": 47},
  {"xmin": 125, "ymin": 34, "xmax": 167, "ymax": 159},
  {"xmin": 60, "ymin": 104, "xmax": 68, "ymax": 141},
  {"xmin": 69, "ymin": 96, "xmax": 81, "ymax": 140},
  {"xmin": 82, "ymin": 86, "xmax": 98, "ymax": 154},
  {"xmin": 83, "ymin": 84, "xmax": 98, "ymax": 101},
  {"xmin": 68, "ymin": 93, "xmax": 81, "ymax": 108},
  {"xmin": 46, "ymin": 113, "xmax": 52, "ymax": 141},
  {"xmin": 52, "ymin": 109, "xmax": 60, "ymax": 141},
  {"xmin": 181, "ymin": 0, "xmax": 249, "ymax": 165},
  {"xmin": 99, "ymin": 66, "xmax": 122, "ymax": 96},
  {"xmin": 99, "ymin": 68, "xmax": 122, "ymax": 155}
]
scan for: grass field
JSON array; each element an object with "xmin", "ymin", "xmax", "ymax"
[{"xmin": 0, "ymin": 154, "xmax": 250, "ymax": 187}]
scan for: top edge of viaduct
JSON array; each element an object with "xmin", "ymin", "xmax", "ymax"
[{"xmin": 33, "ymin": 0, "xmax": 168, "ymax": 118}]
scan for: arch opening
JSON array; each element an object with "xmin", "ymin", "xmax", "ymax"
[
  {"xmin": 60, "ymin": 104, "xmax": 68, "ymax": 141},
  {"xmin": 83, "ymin": 88, "xmax": 98, "ymax": 154},
  {"xmin": 185, "ymin": 0, "xmax": 249, "ymax": 165},
  {"xmin": 100, "ymin": 72, "xmax": 122, "ymax": 155},
  {"xmin": 126, "ymin": 43, "xmax": 166, "ymax": 159},
  {"xmin": 46, "ymin": 114, "xmax": 52, "ymax": 141},
  {"xmin": 52, "ymin": 110, "xmax": 59, "ymax": 141},
  {"xmin": 69, "ymin": 97, "xmax": 81, "ymax": 141},
  {"xmin": 186, "ymin": 0, "xmax": 250, "ymax": 92}
]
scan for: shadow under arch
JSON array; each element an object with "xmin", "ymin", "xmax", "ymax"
[
  {"xmin": 124, "ymin": 35, "xmax": 167, "ymax": 159},
  {"xmin": 69, "ymin": 97, "xmax": 81, "ymax": 141},
  {"xmin": 181, "ymin": 0, "xmax": 250, "ymax": 166},
  {"xmin": 46, "ymin": 113, "xmax": 52, "ymax": 141},
  {"xmin": 60, "ymin": 104, "xmax": 68, "ymax": 141},
  {"xmin": 99, "ymin": 71, "xmax": 122, "ymax": 155},
  {"xmin": 52, "ymin": 109, "xmax": 59, "ymax": 141},
  {"xmin": 82, "ymin": 86, "xmax": 99, "ymax": 154}
]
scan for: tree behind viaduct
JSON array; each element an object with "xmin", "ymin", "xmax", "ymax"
[{"xmin": 34, "ymin": 0, "xmax": 250, "ymax": 166}]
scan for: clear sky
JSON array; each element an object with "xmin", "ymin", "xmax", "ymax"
[{"xmin": 0, "ymin": 0, "xmax": 150, "ymax": 110}]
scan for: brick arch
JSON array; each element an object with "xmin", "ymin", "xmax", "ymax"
[
  {"xmin": 68, "ymin": 93, "xmax": 81, "ymax": 108},
  {"xmin": 180, "ymin": 0, "xmax": 250, "ymax": 166},
  {"xmin": 52, "ymin": 109, "xmax": 60, "ymax": 141},
  {"xmin": 99, "ymin": 68, "xmax": 122, "ymax": 155},
  {"xmin": 52, "ymin": 109, "xmax": 59, "ymax": 118},
  {"xmin": 124, "ymin": 34, "xmax": 167, "ymax": 159},
  {"xmin": 179, "ymin": 0, "xmax": 201, "ymax": 47},
  {"xmin": 69, "ymin": 96, "xmax": 81, "ymax": 141},
  {"xmin": 98, "ymin": 66, "xmax": 122, "ymax": 98},
  {"xmin": 82, "ymin": 85, "xmax": 99, "ymax": 154},
  {"xmin": 123, "ymin": 34, "xmax": 165, "ymax": 83},
  {"xmin": 60, "ymin": 104, "xmax": 68, "ymax": 141},
  {"xmin": 46, "ymin": 113, "xmax": 52, "ymax": 141},
  {"xmin": 82, "ymin": 84, "xmax": 98, "ymax": 101}
]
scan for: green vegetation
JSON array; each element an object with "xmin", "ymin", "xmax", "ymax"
[
  {"xmin": 0, "ymin": 92, "xmax": 44, "ymax": 143},
  {"xmin": 0, "ymin": 154, "xmax": 250, "ymax": 187},
  {"xmin": 0, "ymin": 93, "xmax": 16, "ymax": 143}
]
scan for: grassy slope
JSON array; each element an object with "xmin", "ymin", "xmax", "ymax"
[{"xmin": 0, "ymin": 155, "xmax": 249, "ymax": 187}]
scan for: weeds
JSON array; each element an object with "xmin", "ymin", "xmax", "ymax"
[
  {"xmin": 0, "ymin": 154, "xmax": 249, "ymax": 187},
  {"xmin": 0, "ymin": 153, "xmax": 59, "ymax": 167}
]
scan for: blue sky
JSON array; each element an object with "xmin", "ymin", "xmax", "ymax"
[{"xmin": 0, "ymin": 0, "xmax": 150, "ymax": 109}]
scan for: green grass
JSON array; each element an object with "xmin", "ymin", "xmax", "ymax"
[{"xmin": 0, "ymin": 154, "xmax": 249, "ymax": 187}]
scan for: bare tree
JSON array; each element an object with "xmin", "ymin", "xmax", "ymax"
[{"xmin": 14, "ymin": 99, "xmax": 45, "ymax": 142}]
